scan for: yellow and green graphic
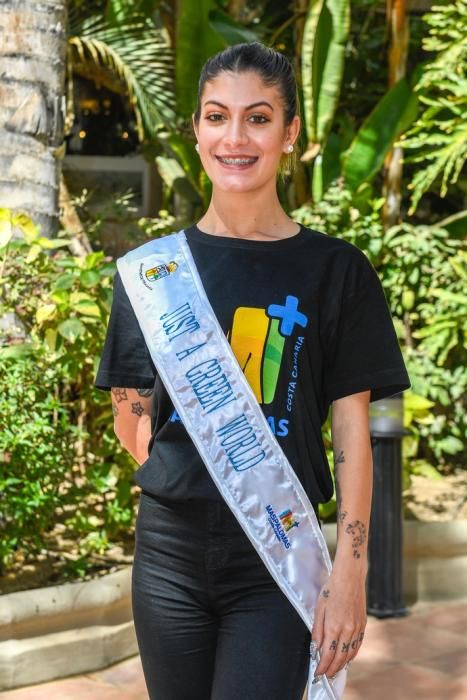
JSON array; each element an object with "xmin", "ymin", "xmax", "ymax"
[{"xmin": 229, "ymin": 295, "xmax": 308, "ymax": 406}]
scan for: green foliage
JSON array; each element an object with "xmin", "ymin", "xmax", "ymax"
[
  {"xmin": 293, "ymin": 183, "xmax": 466, "ymax": 477},
  {"xmin": 301, "ymin": 0, "xmax": 350, "ymax": 200},
  {"xmin": 343, "ymin": 78, "xmax": 418, "ymax": 192},
  {"xmin": 0, "ymin": 211, "xmax": 137, "ymax": 573},
  {"xmin": 175, "ymin": 0, "xmax": 226, "ymax": 118},
  {"xmin": 68, "ymin": 11, "xmax": 176, "ymax": 139},
  {"xmin": 0, "ymin": 357, "xmax": 78, "ymax": 569},
  {"xmin": 399, "ymin": 1, "xmax": 467, "ymax": 212}
]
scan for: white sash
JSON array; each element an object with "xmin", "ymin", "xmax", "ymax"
[{"xmin": 117, "ymin": 231, "xmax": 347, "ymax": 699}]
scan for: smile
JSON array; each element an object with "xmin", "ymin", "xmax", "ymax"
[{"xmin": 215, "ymin": 156, "xmax": 258, "ymax": 167}]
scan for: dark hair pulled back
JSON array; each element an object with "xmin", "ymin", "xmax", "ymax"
[{"xmin": 193, "ymin": 42, "xmax": 298, "ymax": 126}]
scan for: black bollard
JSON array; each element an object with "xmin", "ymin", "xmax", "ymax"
[{"xmin": 367, "ymin": 393, "xmax": 408, "ymax": 618}]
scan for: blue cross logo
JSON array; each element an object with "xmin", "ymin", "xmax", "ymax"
[{"xmin": 267, "ymin": 296, "xmax": 308, "ymax": 337}]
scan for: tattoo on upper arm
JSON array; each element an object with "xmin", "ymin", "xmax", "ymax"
[
  {"xmin": 112, "ymin": 388, "xmax": 128, "ymax": 402},
  {"xmin": 136, "ymin": 388, "xmax": 154, "ymax": 397},
  {"xmin": 345, "ymin": 520, "xmax": 367, "ymax": 559},
  {"xmin": 131, "ymin": 402, "xmax": 145, "ymax": 417}
]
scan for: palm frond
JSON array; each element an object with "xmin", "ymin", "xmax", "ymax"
[
  {"xmin": 399, "ymin": 1, "xmax": 467, "ymax": 212},
  {"xmin": 68, "ymin": 14, "xmax": 176, "ymax": 140}
]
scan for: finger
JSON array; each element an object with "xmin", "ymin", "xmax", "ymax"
[
  {"xmin": 314, "ymin": 628, "xmax": 340, "ymax": 676},
  {"xmin": 347, "ymin": 629, "xmax": 365, "ymax": 662},
  {"xmin": 323, "ymin": 629, "xmax": 356, "ymax": 678},
  {"xmin": 310, "ymin": 600, "xmax": 326, "ymax": 652}
]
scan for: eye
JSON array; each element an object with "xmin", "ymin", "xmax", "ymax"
[
  {"xmin": 249, "ymin": 114, "xmax": 269, "ymax": 124},
  {"xmin": 205, "ymin": 113, "xmax": 225, "ymax": 122}
]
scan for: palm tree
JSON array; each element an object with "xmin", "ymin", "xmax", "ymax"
[{"xmin": 0, "ymin": 0, "xmax": 68, "ymax": 237}]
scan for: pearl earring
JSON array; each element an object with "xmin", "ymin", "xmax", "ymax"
[
  {"xmin": 195, "ymin": 143, "xmax": 200, "ymax": 153},
  {"xmin": 286, "ymin": 144, "xmax": 294, "ymax": 154}
]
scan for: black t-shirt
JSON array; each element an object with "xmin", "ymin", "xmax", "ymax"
[{"xmin": 95, "ymin": 223, "xmax": 410, "ymax": 504}]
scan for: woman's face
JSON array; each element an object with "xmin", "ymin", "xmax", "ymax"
[{"xmin": 193, "ymin": 71, "xmax": 300, "ymax": 195}]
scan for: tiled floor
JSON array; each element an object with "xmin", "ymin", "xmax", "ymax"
[{"xmin": 2, "ymin": 600, "xmax": 467, "ymax": 699}]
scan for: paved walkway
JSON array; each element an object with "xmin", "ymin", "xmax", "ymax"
[{"xmin": 2, "ymin": 600, "xmax": 467, "ymax": 699}]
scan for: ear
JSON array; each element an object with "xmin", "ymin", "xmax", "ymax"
[{"xmin": 286, "ymin": 115, "xmax": 301, "ymax": 146}]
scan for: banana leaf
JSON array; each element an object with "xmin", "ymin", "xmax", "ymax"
[
  {"xmin": 302, "ymin": 0, "xmax": 350, "ymax": 149},
  {"xmin": 343, "ymin": 77, "xmax": 419, "ymax": 192},
  {"xmin": 176, "ymin": 0, "xmax": 226, "ymax": 118},
  {"xmin": 209, "ymin": 9, "xmax": 258, "ymax": 45}
]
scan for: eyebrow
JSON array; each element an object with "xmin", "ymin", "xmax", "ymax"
[{"xmin": 203, "ymin": 100, "xmax": 274, "ymax": 111}]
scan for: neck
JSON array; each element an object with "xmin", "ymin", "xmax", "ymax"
[{"xmin": 197, "ymin": 184, "xmax": 298, "ymax": 240}]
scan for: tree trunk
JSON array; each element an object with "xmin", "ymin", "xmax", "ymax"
[
  {"xmin": 0, "ymin": 0, "xmax": 67, "ymax": 237},
  {"xmin": 383, "ymin": 0, "xmax": 408, "ymax": 228}
]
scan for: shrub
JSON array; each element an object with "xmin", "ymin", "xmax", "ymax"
[
  {"xmin": 0, "ymin": 210, "xmax": 136, "ymax": 574},
  {"xmin": 293, "ymin": 182, "xmax": 466, "ymax": 482}
]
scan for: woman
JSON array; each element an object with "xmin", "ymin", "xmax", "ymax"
[{"xmin": 95, "ymin": 42, "xmax": 410, "ymax": 700}]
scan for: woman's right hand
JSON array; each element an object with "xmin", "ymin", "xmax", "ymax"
[{"xmin": 111, "ymin": 387, "xmax": 154, "ymax": 465}]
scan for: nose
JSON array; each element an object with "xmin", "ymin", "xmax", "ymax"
[{"xmin": 223, "ymin": 116, "xmax": 249, "ymax": 148}]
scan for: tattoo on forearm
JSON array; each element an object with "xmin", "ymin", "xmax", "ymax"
[
  {"xmin": 112, "ymin": 388, "xmax": 128, "ymax": 403},
  {"xmin": 112, "ymin": 403, "xmax": 119, "ymax": 417},
  {"xmin": 334, "ymin": 449, "xmax": 347, "ymax": 523},
  {"xmin": 321, "ymin": 589, "xmax": 330, "ymax": 598},
  {"xmin": 131, "ymin": 402, "xmax": 144, "ymax": 417},
  {"xmin": 136, "ymin": 388, "xmax": 154, "ymax": 397},
  {"xmin": 341, "ymin": 642, "xmax": 350, "ymax": 653},
  {"xmin": 345, "ymin": 520, "xmax": 367, "ymax": 559},
  {"xmin": 330, "ymin": 640, "xmax": 337, "ymax": 651}
]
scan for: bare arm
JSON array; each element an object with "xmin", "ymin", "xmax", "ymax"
[
  {"xmin": 111, "ymin": 387, "xmax": 153, "ymax": 465},
  {"xmin": 311, "ymin": 389, "xmax": 372, "ymax": 681}
]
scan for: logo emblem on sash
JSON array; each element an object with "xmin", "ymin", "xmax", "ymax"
[
  {"xmin": 266, "ymin": 504, "xmax": 300, "ymax": 549},
  {"xmin": 279, "ymin": 508, "xmax": 300, "ymax": 532},
  {"xmin": 140, "ymin": 261, "xmax": 178, "ymax": 289}
]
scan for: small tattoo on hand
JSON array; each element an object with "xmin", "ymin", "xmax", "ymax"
[
  {"xmin": 351, "ymin": 639, "xmax": 358, "ymax": 650},
  {"xmin": 131, "ymin": 401, "xmax": 144, "ymax": 417},
  {"xmin": 359, "ymin": 632, "xmax": 364, "ymax": 642},
  {"xmin": 321, "ymin": 589, "xmax": 330, "ymax": 598},
  {"xmin": 112, "ymin": 388, "xmax": 128, "ymax": 403},
  {"xmin": 341, "ymin": 642, "xmax": 350, "ymax": 653},
  {"xmin": 330, "ymin": 640, "xmax": 338, "ymax": 651}
]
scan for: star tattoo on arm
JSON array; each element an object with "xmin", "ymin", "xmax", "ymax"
[
  {"xmin": 111, "ymin": 388, "xmax": 128, "ymax": 403},
  {"xmin": 131, "ymin": 402, "xmax": 145, "ymax": 417}
]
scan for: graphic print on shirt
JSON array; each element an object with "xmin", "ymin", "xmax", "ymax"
[
  {"xmin": 169, "ymin": 295, "xmax": 308, "ymax": 437},
  {"xmin": 229, "ymin": 295, "xmax": 308, "ymax": 405}
]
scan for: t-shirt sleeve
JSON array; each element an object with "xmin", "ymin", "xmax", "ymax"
[
  {"xmin": 324, "ymin": 249, "xmax": 410, "ymax": 404},
  {"xmin": 94, "ymin": 271, "xmax": 156, "ymax": 390}
]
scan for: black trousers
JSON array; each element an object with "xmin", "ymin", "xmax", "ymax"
[{"xmin": 131, "ymin": 491, "xmax": 311, "ymax": 700}]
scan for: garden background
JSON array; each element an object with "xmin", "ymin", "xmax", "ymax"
[{"xmin": 0, "ymin": 0, "xmax": 465, "ymax": 593}]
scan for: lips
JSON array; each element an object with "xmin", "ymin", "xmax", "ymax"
[{"xmin": 215, "ymin": 155, "xmax": 259, "ymax": 167}]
